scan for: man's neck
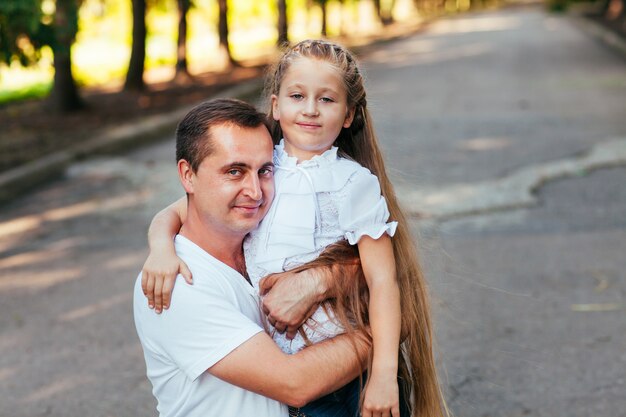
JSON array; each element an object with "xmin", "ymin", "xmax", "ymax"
[{"xmin": 179, "ymin": 215, "xmax": 247, "ymax": 276}]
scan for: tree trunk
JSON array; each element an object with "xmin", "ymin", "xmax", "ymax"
[
  {"xmin": 374, "ymin": 0, "xmax": 395, "ymax": 24},
  {"xmin": 48, "ymin": 0, "xmax": 83, "ymax": 112},
  {"xmin": 386, "ymin": 0, "xmax": 396, "ymax": 24},
  {"xmin": 176, "ymin": 0, "xmax": 190, "ymax": 79},
  {"xmin": 218, "ymin": 0, "xmax": 238, "ymax": 66},
  {"xmin": 125, "ymin": 0, "xmax": 146, "ymax": 91},
  {"xmin": 373, "ymin": 0, "xmax": 383, "ymax": 21},
  {"xmin": 277, "ymin": 0, "xmax": 289, "ymax": 46},
  {"xmin": 320, "ymin": 1, "xmax": 328, "ymax": 37},
  {"xmin": 339, "ymin": 0, "xmax": 346, "ymax": 36}
]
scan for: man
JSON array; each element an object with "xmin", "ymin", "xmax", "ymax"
[{"xmin": 133, "ymin": 99, "xmax": 368, "ymax": 417}]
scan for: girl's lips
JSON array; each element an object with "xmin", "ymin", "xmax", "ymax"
[{"xmin": 296, "ymin": 122, "xmax": 321, "ymax": 129}]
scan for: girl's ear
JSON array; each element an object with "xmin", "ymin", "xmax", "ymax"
[
  {"xmin": 178, "ymin": 160, "xmax": 195, "ymax": 194},
  {"xmin": 343, "ymin": 107, "xmax": 356, "ymax": 128},
  {"xmin": 271, "ymin": 95, "xmax": 281, "ymax": 121}
]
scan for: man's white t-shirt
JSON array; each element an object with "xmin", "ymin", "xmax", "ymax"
[{"xmin": 133, "ymin": 235, "xmax": 288, "ymax": 417}]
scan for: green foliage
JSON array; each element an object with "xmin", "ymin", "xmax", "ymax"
[
  {"xmin": 545, "ymin": 0, "xmax": 590, "ymax": 12},
  {"xmin": 0, "ymin": 0, "xmax": 82, "ymax": 66},
  {"xmin": 0, "ymin": 0, "xmax": 43, "ymax": 65},
  {"xmin": 0, "ymin": 79, "xmax": 51, "ymax": 105},
  {"xmin": 547, "ymin": 0, "xmax": 568, "ymax": 12}
]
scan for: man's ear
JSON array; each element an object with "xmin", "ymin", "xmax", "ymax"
[
  {"xmin": 271, "ymin": 95, "xmax": 280, "ymax": 121},
  {"xmin": 343, "ymin": 106, "xmax": 356, "ymax": 128},
  {"xmin": 178, "ymin": 159, "xmax": 195, "ymax": 194}
]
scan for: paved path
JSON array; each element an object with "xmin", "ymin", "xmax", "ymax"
[{"xmin": 1, "ymin": 5, "xmax": 625, "ymax": 417}]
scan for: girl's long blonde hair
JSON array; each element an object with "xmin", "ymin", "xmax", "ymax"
[{"xmin": 265, "ymin": 39, "xmax": 447, "ymax": 417}]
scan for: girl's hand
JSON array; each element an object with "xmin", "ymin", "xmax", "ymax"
[
  {"xmin": 141, "ymin": 251, "xmax": 192, "ymax": 314},
  {"xmin": 361, "ymin": 375, "xmax": 400, "ymax": 417}
]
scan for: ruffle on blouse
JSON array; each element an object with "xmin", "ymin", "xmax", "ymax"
[
  {"xmin": 254, "ymin": 140, "xmax": 397, "ymax": 271},
  {"xmin": 337, "ymin": 170, "xmax": 398, "ymax": 244}
]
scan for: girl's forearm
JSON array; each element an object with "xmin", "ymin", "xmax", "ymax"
[
  {"xmin": 147, "ymin": 197, "xmax": 187, "ymax": 251},
  {"xmin": 368, "ymin": 279, "xmax": 401, "ymax": 375},
  {"xmin": 357, "ymin": 235, "xmax": 402, "ymax": 376}
]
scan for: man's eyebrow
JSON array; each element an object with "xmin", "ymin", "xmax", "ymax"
[
  {"xmin": 220, "ymin": 162, "xmax": 250, "ymax": 170},
  {"xmin": 220, "ymin": 161, "xmax": 274, "ymax": 170}
]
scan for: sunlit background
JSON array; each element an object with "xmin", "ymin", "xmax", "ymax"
[{"xmin": 1, "ymin": 0, "xmax": 438, "ymax": 103}]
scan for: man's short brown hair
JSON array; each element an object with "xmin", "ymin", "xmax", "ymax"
[{"xmin": 176, "ymin": 98, "xmax": 268, "ymax": 171}]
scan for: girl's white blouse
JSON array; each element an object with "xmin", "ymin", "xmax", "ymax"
[{"xmin": 244, "ymin": 140, "xmax": 397, "ymax": 354}]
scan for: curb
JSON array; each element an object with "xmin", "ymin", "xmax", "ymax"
[
  {"xmin": 399, "ymin": 138, "xmax": 626, "ymax": 219},
  {"xmin": 0, "ymin": 79, "xmax": 264, "ymax": 205}
]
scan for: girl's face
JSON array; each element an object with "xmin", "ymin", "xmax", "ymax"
[{"xmin": 272, "ymin": 57, "xmax": 355, "ymax": 162}]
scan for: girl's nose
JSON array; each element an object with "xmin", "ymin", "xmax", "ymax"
[{"xmin": 302, "ymin": 99, "xmax": 319, "ymax": 117}]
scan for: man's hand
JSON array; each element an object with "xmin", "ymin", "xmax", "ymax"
[{"xmin": 258, "ymin": 268, "xmax": 330, "ymax": 339}]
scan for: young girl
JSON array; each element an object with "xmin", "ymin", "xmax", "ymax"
[{"xmin": 143, "ymin": 40, "xmax": 446, "ymax": 417}]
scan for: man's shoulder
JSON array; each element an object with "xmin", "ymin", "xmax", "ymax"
[
  {"xmin": 173, "ymin": 235, "xmax": 232, "ymax": 278},
  {"xmin": 173, "ymin": 235, "xmax": 253, "ymax": 298},
  {"xmin": 174, "ymin": 235, "xmax": 214, "ymax": 266}
]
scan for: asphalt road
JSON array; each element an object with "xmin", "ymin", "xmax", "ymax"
[{"xmin": 1, "ymin": 5, "xmax": 625, "ymax": 417}]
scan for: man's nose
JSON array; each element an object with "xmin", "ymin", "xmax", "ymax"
[{"xmin": 243, "ymin": 174, "xmax": 262, "ymax": 201}]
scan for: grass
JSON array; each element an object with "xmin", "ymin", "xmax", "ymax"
[{"xmin": 0, "ymin": 81, "xmax": 52, "ymax": 106}]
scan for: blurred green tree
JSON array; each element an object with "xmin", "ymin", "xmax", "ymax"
[
  {"xmin": 125, "ymin": 0, "xmax": 146, "ymax": 90},
  {"xmin": 0, "ymin": 0, "xmax": 44, "ymax": 67},
  {"xmin": 0, "ymin": 0, "xmax": 84, "ymax": 111}
]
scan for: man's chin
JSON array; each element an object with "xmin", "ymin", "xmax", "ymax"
[{"xmin": 230, "ymin": 217, "xmax": 263, "ymax": 234}]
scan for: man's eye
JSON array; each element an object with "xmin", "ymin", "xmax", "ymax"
[
  {"xmin": 259, "ymin": 167, "xmax": 274, "ymax": 176},
  {"xmin": 227, "ymin": 169, "xmax": 242, "ymax": 176}
]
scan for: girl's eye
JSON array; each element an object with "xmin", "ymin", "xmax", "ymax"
[
  {"xmin": 290, "ymin": 93, "xmax": 303, "ymax": 100},
  {"xmin": 320, "ymin": 97, "xmax": 335, "ymax": 103}
]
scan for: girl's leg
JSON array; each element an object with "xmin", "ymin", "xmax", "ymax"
[
  {"xmin": 294, "ymin": 372, "xmax": 411, "ymax": 417},
  {"xmin": 397, "ymin": 374, "xmax": 412, "ymax": 417},
  {"xmin": 296, "ymin": 376, "xmax": 361, "ymax": 417}
]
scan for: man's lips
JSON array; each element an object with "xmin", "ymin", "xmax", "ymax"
[{"xmin": 233, "ymin": 203, "xmax": 262, "ymax": 212}]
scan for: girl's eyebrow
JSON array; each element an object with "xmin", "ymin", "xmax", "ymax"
[
  {"xmin": 285, "ymin": 83, "xmax": 340, "ymax": 95},
  {"xmin": 284, "ymin": 82, "xmax": 304, "ymax": 90}
]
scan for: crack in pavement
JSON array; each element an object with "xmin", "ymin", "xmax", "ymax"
[{"xmin": 399, "ymin": 138, "xmax": 626, "ymax": 219}]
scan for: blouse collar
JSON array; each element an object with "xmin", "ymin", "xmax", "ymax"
[{"xmin": 274, "ymin": 139, "xmax": 339, "ymax": 168}]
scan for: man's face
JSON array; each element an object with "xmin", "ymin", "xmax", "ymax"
[{"xmin": 182, "ymin": 123, "xmax": 275, "ymax": 239}]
